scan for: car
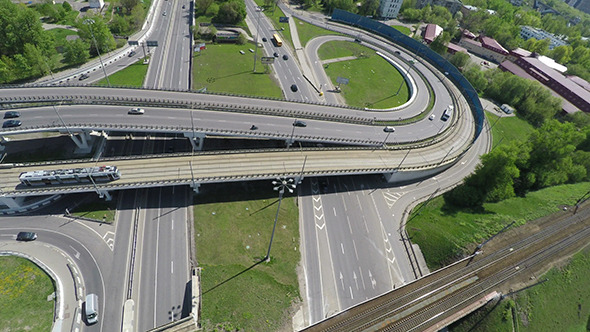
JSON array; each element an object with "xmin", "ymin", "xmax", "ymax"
[
  {"xmin": 262, "ymin": 37, "xmax": 267, "ymax": 42},
  {"xmin": 383, "ymin": 126, "xmax": 395, "ymax": 132},
  {"xmin": 4, "ymin": 111, "xmax": 20, "ymax": 119},
  {"xmin": 79, "ymin": 73, "xmax": 89, "ymax": 81},
  {"xmin": 282, "ymin": 54, "xmax": 289, "ymax": 60},
  {"xmin": 128, "ymin": 51, "xmax": 136, "ymax": 57},
  {"xmin": 250, "ymin": 124, "xmax": 258, "ymax": 130},
  {"xmin": 273, "ymin": 52, "xmax": 279, "ymax": 57},
  {"xmin": 128, "ymin": 107, "xmax": 145, "ymax": 115},
  {"xmin": 163, "ymin": 11, "xmax": 167, "ymax": 16},
  {"xmin": 428, "ymin": 114, "xmax": 435, "ymax": 120},
  {"xmin": 3, "ymin": 120, "xmax": 21, "ymax": 128},
  {"xmin": 290, "ymin": 84, "xmax": 298, "ymax": 92},
  {"xmin": 394, "ymin": 50, "xmax": 401, "ymax": 55},
  {"xmin": 293, "ymin": 119, "xmax": 306, "ymax": 127},
  {"xmin": 354, "ymin": 38, "xmax": 361, "ymax": 43},
  {"xmin": 182, "ymin": 4, "xmax": 186, "ymax": 8},
  {"xmin": 16, "ymin": 232, "xmax": 37, "ymax": 241},
  {"xmin": 239, "ymin": 50, "xmax": 245, "ymax": 55}
]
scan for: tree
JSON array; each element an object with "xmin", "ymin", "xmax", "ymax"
[
  {"xmin": 196, "ymin": 0, "xmax": 215, "ymax": 15},
  {"xmin": 463, "ymin": 64, "xmax": 487, "ymax": 92},
  {"xmin": 400, "ymin": 0, "xmax": 416, "ymax": 12},
  {"xmin": 550, "ymin": 45, "xmax": 573, "ymax": 65},
  {"xmin": 359, "ymin": 0, "xmax": 380, "ymax": 16},
  {"xmin": 120, "ymin": 0, "xmax": 140, "ymax": 14},
  {"xmin": 62, "ymin": 1, "xmax": 72, "ymax": 12},
  {"xmin": 401, "ymin": 8, "xmax": 421, "ymax": 21},
  {"xmin": 214, "ymin": 0, "xmax": 246, "ymax": 24},
  {"xmin": 237, "ymin": 32, "xmax": 247, "ymax": 45},
  {"xmin": 63, "ymin": 39, "xmax": 90, "ymax": 65},
  {"xmin": 77, "ymin": 16, "xmax": 116, "ymax": 54},
  {"xmin": 23, "ymin": 43, "xmax": 46, "ymax": 77},
  {"xmin": 109, "ymin": 14, "xmax": 131, "ymax": 35},
  {"xmin": 130, "ymin": 4, "xmax": 146, "ymax": 29},
  {"xmin": 449, "ymin": 51, "xmax": 470, "ymax": 69},
  {"xmin": 0, "ymin": 57, "xmax": 14, "ymax": 83},
  {"xmin": 429, "ymin": 31, "xmax": 450, "ymax": 55}
]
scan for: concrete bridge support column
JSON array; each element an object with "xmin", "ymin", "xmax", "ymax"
[
  {"xmin": 383, "ymin": 170, "xmax": 400, "ymax": 183},
  {"xmin": 190, "ymin": 182, "xmax": 201, "ymax": 194},
  {"xmin": 68, "ymin": 130, "xmax": 93, "ymax": 154},
  {"xmin": 183, "ymin": 132, "xmax": 205, "ymax": 151},
  {"xmin": 97, "ymin": 190, "xmax": 112, "ymax": 201},
  {"xmin": 0, "ymin": 196, "xmax": 25, "ymax": 210},
  {"xmin": 0, "ymin": 136, "xmax": 8, "ymax": 152}
]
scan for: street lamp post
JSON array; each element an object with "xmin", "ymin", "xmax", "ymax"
[
  {"xmin": 253, "ymin": 6, "xmax": 263, "ymax": 72},
  {"xmin": 84, "ymin": 19, "xmax": 111, "ymax": 87},
  {"xmin": 264, "ymin": 177, "xmax": 296, "ymax": 262}
]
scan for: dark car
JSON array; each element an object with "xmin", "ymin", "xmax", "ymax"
[
  {"xmin": 282, "ymin": 54, "xmax": 289, "ymax": 60},
  {"xmin": 273, "ymin": 52, "xmax": 279, "ymax": 57},
  {"xmin": 16, "ymin": 232, "xmax": 37, "ymax": 241},
  {"xmin": 79, "ymin": 73, "xmax": 89, "ymax": 81},
  {"xmin": 3, "ymin": 120, "xmax": 21, "ymax": 128},
  {"xmin": 262, "ymin": 37, "xmax": 267, "ymax": 42},
  {"xmin": 290, "ymin": 84, "xmax": 298, "ymax": 92},
  {"xmin": 394, "ymin": 50, "xmax": 401, "ymax": 55},
  {"xmin": 4, "ymin": 111, "xmax": 20, "ymax": 119},
  {"xmin": 128, "ymin": 50, "xmax": 136, "ymax": 57},
  {"xmin": 293, "ymin": 119, "xmax": 306, "ymax": 127},
  {"xmin": 182, "ymin": 4, "xmax": 186, "ymax": 8}
]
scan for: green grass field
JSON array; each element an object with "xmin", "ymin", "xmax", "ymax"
[
  {"xmin": 407, "ymin": 182, "xmax": 590, "ymax": 269},
  {"xmin": 0, "ymin": 256, "xmax": 55, "ymax": 331},
  {"xmin": 71, "ymin": 200, "xmax": 117, "ymax": 222},
  {"xmin": 193, "ymin": 44, "xmax": 283, "ymax": 98},
  {"xmin": 485, "ymin": 112, "xmax": 534, "ymax": 148},
  {"xmin": 320, "ymin": 43, "xmax": 410, "ymax": 109},
  {"xmin": 95, "ymin": 60, "xmax": 149, "ymax": 87},
  {"xmin": 295, "ymin": 17, "xmax": 341, "ymax": 47},
  {"xmin": 450, "ymin": 246, "xmax": 590, "ymax": 332},
  {"xmin": 317, "ymin": 40, "xmax": 368, "ymax": 60},
  {"xmin": 391, "ymin": 25, "xmax": 412, "ymax": 36},
  {"xmin": 195, "ymin": 181, "xmax": 300, "ymax": 331}
]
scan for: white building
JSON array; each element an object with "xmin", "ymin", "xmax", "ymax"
[
  {"xmin": 379, "ymin": 0, "xmax": 402, "ymax": 19},
  {"xmin": 520, "ymin": 26, "xmax": 567, "ymax": 50},
  {"xmin": 89, "ymin": 0, "xmax": 104, "ymax": 9}
]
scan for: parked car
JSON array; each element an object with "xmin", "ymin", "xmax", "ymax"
[
  {"xmin": 282, "ymin": 54, "xmax": 289, "ymax": 60},
  {"xmin": 290, "ymin": 84, "xmax": 298, "ymax": 92},
  {"xmin": 293, "ymin": 119, "xmax": 306, "ymax": 127},
  {"xmin": 2, "ymin": 120, "xmax": 21, "ymax": 128},
  {"xmin": 16, "ymin": 232, "xmax": 37, "ymax": 241},
  {"xmin": 128, "ymin": 107, "xmax": 145, "ymax": 115},
  {"xmin": 4, "ymin": 111, "xmax": 20, "ymax": 119}
]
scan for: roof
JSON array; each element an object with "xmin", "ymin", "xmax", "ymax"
[
  {"xmin": 537, "ymin": 55, "xmax": 567, "ymax": 73},
  {"xmin": 424, "ymin": 24, "xmax": 443, "ymax": 43},
  {"xmin": 480, "ymin": 36, "xmax": 509, "ymax": 54},
  {"xmin": 568, "ymin": 76, "xmax": 590, "ymax": 92},
  {"xmin": 500, "ymin": 61, "xmax": 580, "ymax": 114},
  {"xmin": 447, "ymin": 43, "xmax": 467, "ymax": 54},
  {"xmin": 510, "ymin": 48, "xmax": 532, "ymax": 58},
  {"xmin": 519, "ymin": 57, "xmax": 590, "ymax": 102},
  {"xmin": 463, "ymin": 5, "xmax": 478, "ymax": 11},
  {"xmin": 462, "ymin": 29, "xmax": 476, "ymax": 39},
  {"xmin": 462, "ymin": 38, "xmax": 482, "ymax": 47}
]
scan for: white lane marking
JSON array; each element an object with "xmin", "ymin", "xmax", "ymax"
[
  {"xmin": 171, "ymin": 260, "xmax": 174, "ymax": 274},
  {"xmin": 339, "ymin": 272, "xmax": 344, "ymax": 290},
  {"xmin": 69, "ymin": 245, "xmax": 80, "ymax": 259},
  {"xmin": 171, "ymin": 218, "xmax": 174, "ymax": 230},
  {"xmin": 349, "ymin": 286, "xmax": 354, "ymax": 299},
  {"xmin": 340, "ymin": 242, "xmax": 344, "ymax": 254},
  {"xmin": 353, "ymin": 271, "xmax": 359, "ymax": 290},
  {"xmin": 346, "ymin": 215, "xmax": 353, "ymax": 235},
  {"xmin": 352, "ymin": 239, "xmax": 359, "ymax": 260},
  {"xmin": 369, "ymin": 269, "xmax": 376, "ymax": 289},
  {"xmin": 359, "ymin": 266, "xmax": 366, "ymax": 290},
  {"xmin": 333, "ymin": 207, "xmax": 337, "ymax": 216}
]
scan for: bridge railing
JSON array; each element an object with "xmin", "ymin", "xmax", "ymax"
[{"xmin": 330, "ymin": 9, "xmax": 484, "ymax": 141}]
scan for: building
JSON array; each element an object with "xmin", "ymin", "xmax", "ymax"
[
  {"xmin": 520, "ymin": 26, "xmax": 567, "ymax": 50},
  {"xmin": 446, "ymin": 42, "xmax": 467, "ymax": 55},
  {"xmin": 89, "ymin": 0, "xmax": 104, "ymax": 9},
  {"xmin": 564, "ymin": 0, "xmax": 590, "ymax": 15},
  {"xmin": 416, "ymin": 0, "xmax": 462, "ymax": 14},
  {"xmin": 500, "ymin": 55, "xmax": 590, "ymax": 113},
  {"xmin": 458, "ymin": 35, "xmax": 509, "ymax": 63},
  {"xmin": 423, "ymin": 24, "xmax": 443, "ymax": 44},
  {"xmin": 379, "ymin": 0, "xmax": 403, "ymax": 18}
]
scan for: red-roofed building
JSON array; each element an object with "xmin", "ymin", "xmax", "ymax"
[
  {"xmin": 499, "ymin": 60, "xmax": 580, "ymax": 114},
  {"xmin": 446, "ymin": 42, "xmax": 467, "ymax": 55},
  {"xmin": 508, "ymin": 48, "xmax": 532, "ymax": 62},
  {"xmin": 423, "ymin": 24, "xmax": 443, "ymax": 44},
  {"xmin": 458, "ymin": 36, "xmax": 507, "ymax": 63},
  {"xmin": 462, "ymin": 29, "xmax": 476, "ymax": 39},
  {"xmin": 568, "ymin": 75, "xmax": 590, "ymax": 92}
]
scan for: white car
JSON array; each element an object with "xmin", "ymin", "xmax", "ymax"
[
  {"xmin": 429, "ymin": 114, "xmax": 435, "ymax": 120},
  {"xmin": 128, "ymin": 108, "xmax": 145, "ymax": 115}
]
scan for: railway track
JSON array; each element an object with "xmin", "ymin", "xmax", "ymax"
[{"xmin": 303, "ymin": 204, "xmax": 590, "ymax": 331}]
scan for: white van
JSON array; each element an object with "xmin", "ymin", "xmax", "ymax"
[{"xmin": 85, "ymin": 293, "xmax": 99, "ymax": 325}]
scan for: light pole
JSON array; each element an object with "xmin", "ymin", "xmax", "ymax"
[
  {"xmin": 84, "ymin": 19, "xmax": 111, "ymax": 87},
  {"xmin": 264, "ymin": 177, "xmax": 296, "ymax": 262},
  {"xmin": 252, "ymin": 6, "xmax": 263, "ymax": 72}
]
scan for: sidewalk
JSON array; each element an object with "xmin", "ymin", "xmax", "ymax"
[{"xmin": 0, "ymin": 241, "xmax": 83, "ymax": 332}]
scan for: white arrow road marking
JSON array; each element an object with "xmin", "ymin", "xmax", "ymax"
[
  {"xmin": 353, "ymin": 271, "xmax": 359, "ymax": 290},
  {"xmin": 339, "ymin": 272, "xmax": 344, "ymax": 290}
]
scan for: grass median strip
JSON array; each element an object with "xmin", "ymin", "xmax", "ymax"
[{"xmin": 194, "ymin": 181, "xmax": 300, "ymax": 331}]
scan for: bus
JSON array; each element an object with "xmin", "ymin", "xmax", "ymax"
[
  {"xmin": 441, "ymin": 105, "xmax": 454, "ymax": 121},
  {"xmin": 272, "ymin": 33, "xmax": 282, "ymax": 47}
]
